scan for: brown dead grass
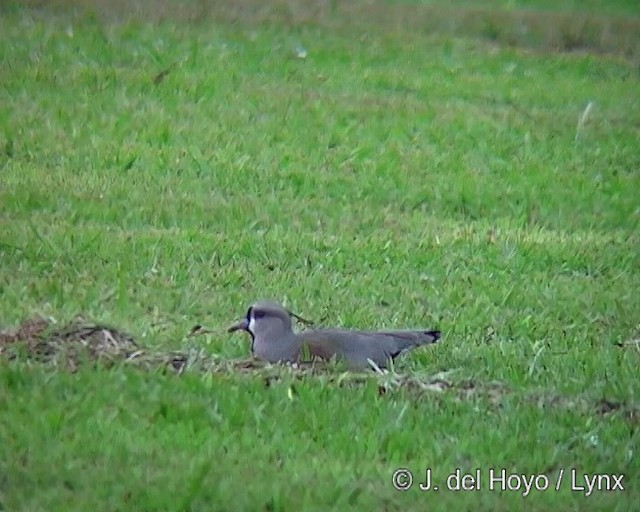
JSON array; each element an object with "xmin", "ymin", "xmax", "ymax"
[
  {"xmin": 0, "ymin": 316, "xmax": 138, "ymax": 357},
  {"xmin": 0, "ymin": 315, "xmax": 253, "ymax": 373},
  {"xmin": 6, "ymin": 0, "xmax": 640, "ymax": 59}
]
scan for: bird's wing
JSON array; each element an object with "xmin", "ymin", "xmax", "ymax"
[
  {"xmin": 297, "ymin": 330, "xmax": 399, "ymax": 368},
  {"xmin": 299, "ymin": 328, "xmax": 441, "ymax": 366},
  {"xmin": 297, "ymin": 331, "xmax": 345, "ymax": 361}
]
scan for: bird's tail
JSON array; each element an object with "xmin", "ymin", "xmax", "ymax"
[
  {"xmin": 422, "ymin": 330, "xmax": 441, "ymax": 344},
  {"xmin": 381, "ymin": 329, "xmax": 442, "ymax": 361},
  {"xmin": 378, "ymin": 329, "xmax": 442, "ymax": 346}
]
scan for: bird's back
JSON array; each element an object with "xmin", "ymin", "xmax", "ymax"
[{"xmin": 297, "ymin": 328, "xmax": 441, "ymax": 369}]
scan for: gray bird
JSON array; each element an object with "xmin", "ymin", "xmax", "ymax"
[{"xmin": 227, "ymin": 301, "xmax": 442, "ymax": 370}]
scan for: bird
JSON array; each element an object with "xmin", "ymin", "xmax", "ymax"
[{"xmin": 227, "ymin": 301, "xmax": 442, "ymax": 370}]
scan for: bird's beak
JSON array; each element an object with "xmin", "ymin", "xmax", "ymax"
[{"xmin": 227, "ymin": 318, "xmax": 249, "ymax": 333}]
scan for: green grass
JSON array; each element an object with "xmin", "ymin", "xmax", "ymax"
[{"xmin": 1, "ymin": 0, "xmax": 639, "ymax": 510}]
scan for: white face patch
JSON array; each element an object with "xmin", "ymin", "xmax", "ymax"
[{"xmin": 248, "ymin": 315, "xmax": 256, "ymax": 336}]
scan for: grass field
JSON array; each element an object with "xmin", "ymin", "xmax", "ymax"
[{"xmin": 1, "ymin": 0, "xmax": 639, "ymax": 510}]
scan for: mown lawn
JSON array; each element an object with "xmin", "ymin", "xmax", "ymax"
[{"xmin": 1, "ymin": 0, "xmax": 639, "ymax": 510}]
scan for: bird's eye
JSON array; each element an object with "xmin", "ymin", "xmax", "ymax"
[{"xmin": 254, "ymin": 310, "xmax": 266, "ymax": 319}]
